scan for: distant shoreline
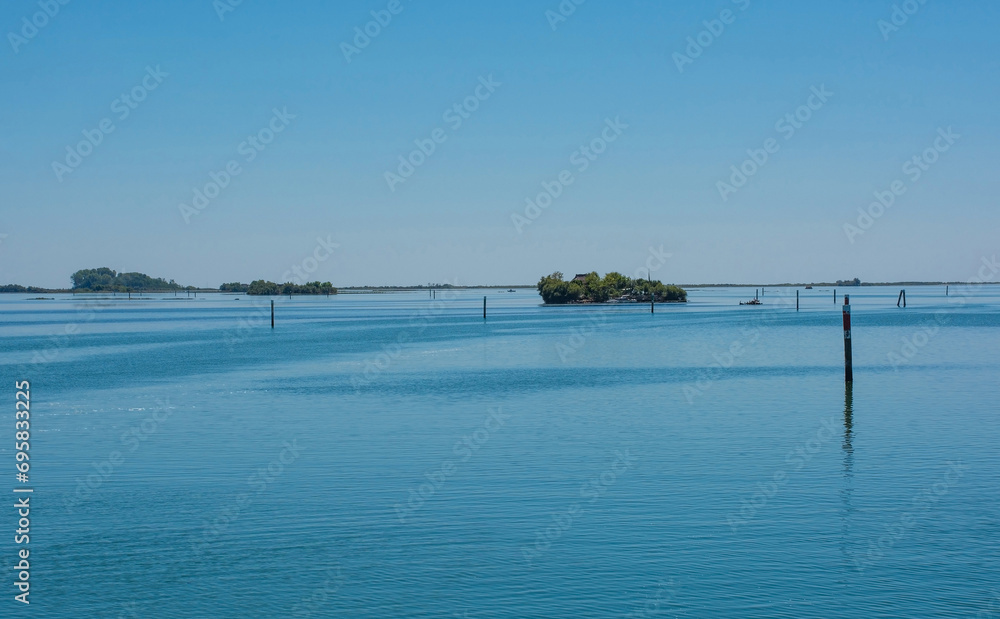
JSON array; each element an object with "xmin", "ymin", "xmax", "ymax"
[
  {"xmin": 1, "ymin": 281, "xmax": 995, "ymax": 294},
  {"xmin": 679, "ymin": 282, "xmax": 994, "ymax": 289}
]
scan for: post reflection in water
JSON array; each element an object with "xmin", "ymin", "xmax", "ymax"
[{"xmin": 841, "ymin": 383, "xmax": 855, "ymax": 568}]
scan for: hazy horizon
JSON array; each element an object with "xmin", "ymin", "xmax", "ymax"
[{"xmin": 2, "ymin": 1, "xmax": 997, "ymax": 288}]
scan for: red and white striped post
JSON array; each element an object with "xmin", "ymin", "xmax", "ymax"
[{"xmin": 843, "ymin": 294, "xmax": 853, "ymax": 383}]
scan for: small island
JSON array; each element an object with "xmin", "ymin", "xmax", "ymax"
[
  {"xmin": 537, "ymin": 272, "xmax": 687, "ymax": 304},
  {"xmin": 222, "ymin": 281, "xmax": 337, "ymax": 296},
  {"xmin": 70, "ymin": 268, "xmax": 183, "ymax": 292}
]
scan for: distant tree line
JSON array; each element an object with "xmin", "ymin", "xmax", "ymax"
[
  {"xmin": 537, "ymin": 272, "xmax": 687, "ymax": 304},
  {"xmin": 239, "ymin": 280, "xmax": 337, "ymax": 295},
  {"xmin": 70, "ymin": 268, "xmax": 182, "ymax": 291},
  {"xmin": 0, "ymin": 284, "xmax": 50, "ymax": 293},
  {"xmin": 835, "ymin": 278, "xmax": 862, "ymax": 286}
]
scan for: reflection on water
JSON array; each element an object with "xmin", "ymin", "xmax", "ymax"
[{"xmin": 841, "ymin": 383, "xmax": 855, "ymax": 569}]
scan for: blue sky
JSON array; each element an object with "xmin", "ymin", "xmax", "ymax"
[{"xmin": 1, "ymin": 0, "xmax": 997, "ymax": 287}]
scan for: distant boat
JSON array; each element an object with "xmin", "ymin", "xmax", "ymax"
[
  {"xmin": 739, "ymin": 299, "xmax": 762, "ymax": 305},
  {"xmin": 805, "ymin": 285, "xmax": 813, "ymax": 289},
  {"xmin": 507, "ymin": 289, "xmax": 516, "ymax": 293}
]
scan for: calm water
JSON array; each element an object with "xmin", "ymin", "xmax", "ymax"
[{"xmin": 1, "ymin": 286, "xmax": 998, "ymax": 618}]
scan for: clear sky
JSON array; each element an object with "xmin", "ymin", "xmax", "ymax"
[{"xmin": 1, "ymin": 0, "xmax": 998, "ymax": 288}]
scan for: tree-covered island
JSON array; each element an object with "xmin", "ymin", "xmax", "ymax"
[
  {"xmin": 537, "ymin": 272, "xmax": 687, "ymax": 304},
  {"xmin": 71, "ymin": 268, "xmax": 183, "ymax": 292},
  {"xmin": 221, "ymin": 280, "xmax": 337, "ymax": 295}
]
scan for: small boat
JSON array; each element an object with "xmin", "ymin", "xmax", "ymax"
[
  {"xmin": 739, "ymin": 299, "xmax": 762, "ymax": 305},
  {"xmin": 805, "ymin": 285, "xmax": 813, "ymax": 289},
  {"xmin": 507, "ymin": 289, "xmax": 516, "ymax": 293}
]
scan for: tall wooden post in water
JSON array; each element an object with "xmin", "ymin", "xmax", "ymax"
[
  {"xmin": 483, "ymin": 296, "xmax": 487, "ymax": 319},
  {"xmin": 271, "ymin": 300, "xmax": 275, "ymax": 329},
  {"xmin": 796, "ymin": 289, "xmax": 799, "ymax": 311},
  {"xmin": 843, "ymin": 294, "xmax": 853, "ymax": 383}
]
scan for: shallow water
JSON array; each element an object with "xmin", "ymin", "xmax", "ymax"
[{"xmin": 1, "ymin": 285, "xmax": 998, "ymax": 617}]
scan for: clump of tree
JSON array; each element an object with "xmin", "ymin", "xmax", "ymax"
[
  {"xmin": 71, "ymin": 268, "xmax": 182, "ymax": 291},
  {"xmin": 246, "ymin": 280, "xmax": 337, "ymax": 295},
  {"xmin": 537, "ymin": 272, "xmax": 686, "ymax": 304},
  {"xmin": 836, "ymin": 278, "xmax": 862, "ymax": 286},
  {"xmin": 219, "ymin": 282, "xmax": 249, "ymax": 293}
]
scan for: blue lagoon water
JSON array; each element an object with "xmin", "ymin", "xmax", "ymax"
[{"xmin": 1, "ymin": 286, "xmax": 998, "ymax": 617}]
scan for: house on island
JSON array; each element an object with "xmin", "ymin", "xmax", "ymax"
[{"xmin": 572, "ymin": 274, "xmax": 588, "ymax": 283}]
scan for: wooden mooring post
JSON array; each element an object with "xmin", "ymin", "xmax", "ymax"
[
  {"xmin": 843, "ymin": 294, "xmax": 853, "ymax": 383},
  {"xmin": 796, "ymin": 289, "xmax": 799, "ymax": 311},
  {"xmin": 483, "ymin": 296, "xmax": 487, "ymax": 319},
  {"xmin": 271, "ymin": 300, "xmax": 275, "ymax": 328},
  {"xmin": 897, "ymin": 289, "xmax": 906, "ymax": 308}
]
